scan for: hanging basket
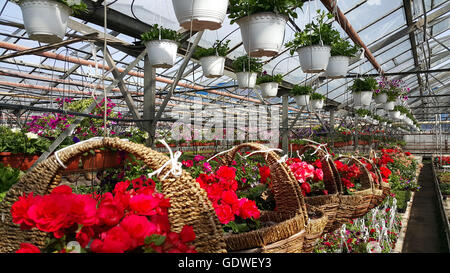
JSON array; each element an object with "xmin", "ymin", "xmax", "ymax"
[
  {"xmin": 325, "ymin": 56, "xmax": 350, "ymax": 78},
  {"xmin": 297, "ymin": 45, "xmax": 331, "ymax": 73},
  {"xmin": 172, "ymin": 0, "xmax": 229, "ymax": 31},
  {"xmin": 144, "ymin": 40, "xmax": 179, "ymax": 69},
  {"xmin": 384, "ymin": 101, "xmax": 395, "ymax": 111},
  {"xmin": 297, "ymin": 145, "xmax": 341, "ymax": 235},
  {"xmin": 353, "ymin": 91, "xmax": 373, "ymax": 107},
  {"xmin": 374, "ymin": 93, "xmax": 387, "ymax": 104},
  {"xmin": 200, "ymin": 56, "xmax": 225, "ymax": 78},
  {"xmin": 236, "ymin": 72, "xmax": 258, "ymax": 89},
  {"xmin": 311, "ymin": 99, "xmax": 324, "ymax": 110},
  {"xmin": 19, "ymin": 0, "xmax": 72, "ymax": 43},
  {"xmin": 354, "ymin": 156, "xmax": 385, "ymax": 210},
  {"xmin": 388, "ymin": 110, "xmax": 400, "ymax": 119},
  {"xmin": 260, "ymin": 82, "xmax": 279, "ymax": 98},
  {"xmin": 237, "ymin": 12, "xmax": 288, "ymax": 57},
  {"xmin": 0, "ymin": 138, "xmax": 226, "ymax": 253},
  {"xmin": 329, "ymin": 156, "xmax": 376, "ymax": 230},
  {"xmin": 295, "ymin": 95, "xmax": 310, "ymax": 107},
  {"xmin": 219, "ymin": 143, "xmax": 327, "ymax": 253}
]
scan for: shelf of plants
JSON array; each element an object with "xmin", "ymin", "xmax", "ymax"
[{"xmin": 0, "ymin": 0, "xmax": 448, "ymax": 256}]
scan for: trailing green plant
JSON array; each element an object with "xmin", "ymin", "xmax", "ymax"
[
  {"xmin": 290, "ymin": 85, "xmax": 313, "ymax": 96},
  {"xmin": 228, "ymin": 0, "xmax": 304, "ymax": 24},
  {"xmin": 232, "ymin": 55, "xmax": 263, "ymax": 73},
  {"xmin": 141, "ymin": 24, "xmax": 182, "ymax": 43},
  {"xmin": 12, "ymin": 0, "xmax": 87, "ymax": 14},
  {"xmin": 393, "ymin": 105, "xmax": 408, "ymax": 114},
  {"xmin": 285, "ymin": 10, "xmax": 340, "ymax": 55},
  {"xmin": 349, "ymin": 77, "xmax": 378, "ymax": 93},
  {"xmin": 256, "ymin": 72, "xmax": 283, "ymax": 85},
  {"xmin": 355, "ymin": 108, "xmax": 371, "ymax": 118},
  {"xmin": 331, "ymin": 37, "xmax": 360, "ymax": 57},
  {"xmin": 440, "ymin": 183, "xmax": 450, "ymax": 195},
  {"xmin": 310, "ymin": 92, "xmax": 326, "ymax": 101},
  {"xmin": 193, "ymin": 40, "xmax": 231, "ymax": 59}
]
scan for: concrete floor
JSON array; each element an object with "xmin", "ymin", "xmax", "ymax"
[{"xmin": 402, "ymin": 162, "xmax": 449, "ymax": 253}]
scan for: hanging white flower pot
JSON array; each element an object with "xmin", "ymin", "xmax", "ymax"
[
  {"xmin": 172, "ymin": 0, "xmax": 229, "ymax": 31},
  {"xmin": 145, "ymin": 40, "xmax": 179, "ymax": 68},
  {"xmin": 259, "ymin": 82, "xmax": 279, "ymax": 98},
  {"xmin": 200, "ymin": 56, "xmax": 225, "ymax": 78},
  {"xmin": 399, "ymin": 114, "xmax": 406, "ymax": 120},
  {"xmin": 297, "ymin": 45, "xmax": 331, "ymax": 73},
  {"xmin": 237, "ymin": 12, "xmax": 288, "ymax": 57},
  {"xmin": 295, "ymin": 95, "xmax": 310, "ymax": 107},
  {"xmin": 382, "ymin": 122, "xmax": 387, "ymax": 126},
  {"xmin": 19, "ymin": 0, "xmax": 72, "ymax": 43},
  {"xmin": 374, "ymin": 93, "xmax": 387, "ymax": 104},
  {"xmin": 236, "ymin": 72, "xmax": 258, "ymax": 89},
  {"xmin": 325, "ymin": 56, "xmax": 350, "ymax": 78},
  {"xmin": 353, "ymin": 91, "xmax": 373, "ymax": 106},
  {"xmin": 389, "ymin": 110, "xmax": 400, "ymax": 119},
  {"xmin": 311, "ymin": 99, "xmax": 324, "ymax": 110},
  {"xmin": 384, "ymin": 101, "xmax": 395, "ymax": 111}
]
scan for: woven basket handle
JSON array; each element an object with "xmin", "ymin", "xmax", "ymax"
[
  {"xmin": 297, "ymin": 144, "xmax": 338, "ymax": 194},
  {"xmin": 0, "ymin": 138, "xmax": 226, "ymax": 253},
  {"xmin": 336, "ymin": 155, "xmax": 374, "ymax": 191},
  {"xmin": 354, "ymin": 156, "xmax": 382, "ymax": 188},
  {"xmin": 219, "ymin": 143, "xmax": 308, "ymax": 222}
]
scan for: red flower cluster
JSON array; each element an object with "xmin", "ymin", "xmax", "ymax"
[
  {"xmin": 196, "ymin": 166, "xmax": 260, "ymax": 225},
  {"xmin": 359, "ymin": 159, "xmax": 379, "ymax": 185},
  {"xmin": 286, "ymin": 158, "xmax": 324, "ymax": 196},
  {"xmin": 334, "ymin": 160, "xmax": 362, "ymax": 190},
  {"xmin": 437, "ymin": 156, "xmax": 450, "ymax": 165},
  {"xmin": 12, "ymin": 178, "xmax": 196, "ymax": 253},
  {"xmin": 259, "ymin": 165, "xmax": 271, "ymax": 186}
]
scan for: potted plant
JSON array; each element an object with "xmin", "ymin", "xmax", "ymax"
[
  {"xmin": 229, "ymin": 0, "xmax": 304, "ymax": 57},
  {"xmin": 389, "ymin": 105, "xmax": 402, "ymax": 120},
  {"xmin": 310, "ymin": 92, "xmax": 326, "ymax": 110},
  {"xmin": 291, "ymin": 85, "xmax": 313, "ymax": 107},
  {"xmin": 326, "ymin": 37, "xmax": 360, "ymax": 78},
  {"xmin": 141, "ymin": 24, "xmax": 182, "ymax": 69},
  {"xmin": 256, "ymin": 72, "xmax": 283, "ymax": 98},
  {"xmin": 193, "ymin": 40, "xmax": 230, "ymax": 78},
  {"xmin": 232, "ymin": 55, "xmax": 263, "ymax": 89},
  {"xmin": 12, "ymin": 0, "xmax": 87, "ymax": 43},
  {"xmin": 285, "ymin": 10, "xmax": 340, "ymax": 73},
  {"xmin": 355, "ymin": 108, "xmax": 371, "ymax": 120},
  {"xmin": 172, "ymin": 0, "xmax": 229, "ymax": 31},
  {"xmin": 349, "ymin": 77, "xmax": 378, "ymax": 107}
]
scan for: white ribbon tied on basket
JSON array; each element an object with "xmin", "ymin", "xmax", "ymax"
[
  {"xmin": 54, "ymin": 137, "xmax": 105, "ymax": 169},
  {"xmin": 147, "ymin": 139, "xmax": 182, "ymax": 181}
]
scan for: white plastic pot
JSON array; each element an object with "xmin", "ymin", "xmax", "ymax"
[
  {"xmin": 200, "ymin": 56, "xmax": 225, "ymax": 78},
  {"xmin": 353, "ymin": 91, "xmax": 373, "ymax": 106},
  {"xmin": 237, "ymin": 12, "xmax": 288, "ymax": 58},
  {"xmin": 295, "ymin": 95, "xmax": 310, "ymax": 107},
  {"xmin": 236, "ymin": 72, "xmax": 258, "ymax": 89},
  {"xmin": 297, "ymin": 45, "xmax": 331, "ymax": 73},
  {"xmin": 384, "ymin": 101, "xmax": 395, "ymax": 111},
  {"xmin": 311, "ymin": 99, "xmax": 324, "ymax": 110},
  {"xmin": 374, "ymin": 93, "xmax": 387, "ymax": 104},
  {"xmin": 145, "ymin": 40, "xmax": 179, "ymax": 69},
  {"xmin": 382, "ymin": 122, "xmax": 387, "ymax": 126},
  {"xmin": 259, "ymin": 82, "xmax": 279, "ymax": 98},
  {"xmin": 19, "ymin": 0, "xmax": 71, "ymax": 43},
  {"xmin": 172, "ymin": 0, "xmax": 229, "ymax": 31},
  {"xmin": 389, "ymin": 110, "xmax": 400, "ymax": 119},
  {"xmin": 325, "ymin": 56, "xmax": 350, "ymax": 78},
  {"xmin": 399, "ymin": 114, "xmax": 406, "ymax": 120}
]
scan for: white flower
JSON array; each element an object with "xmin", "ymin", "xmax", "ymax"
[
  {"xmin": 11, "ymin": 128, "xmax": 20, "ymax": 133},
  {"xmin": 66, "ymin": 241, "xmax": 81, "ymax": 253},
  {"xmin": 25, "ymin": 132, "xmax": 39, "ymax": 140}
]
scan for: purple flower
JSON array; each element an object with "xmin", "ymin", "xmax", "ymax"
[{"xmin": 73, "ymin": 136, "xmax": 80, "ymax": 143}]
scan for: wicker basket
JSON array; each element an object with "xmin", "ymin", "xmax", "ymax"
[
  {"xmin": 219, "ymin": 142, "xmax": 327, "ymax": 253},
  {"xmin": 369, "ymin": 150, "xmax": 391, "ymax": 200},
  {"xmin": 330, "ymin": 156, "xmax": 376, "ymax": 230},
  {"xmin": 0, "ymin": 138, "xmax": 226, "ymax": 253},
  {"xmin": 358, "ymin": 156, "xmax": 385, "ymax": 210},
  {"xmin": 297, "ymin": 144, "xmax": 341, "ymax": 234}
]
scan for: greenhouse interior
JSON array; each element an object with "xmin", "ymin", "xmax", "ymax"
[{"xmin": 0, "ymin": 0, "xmax": 448, "ymax": 257}]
